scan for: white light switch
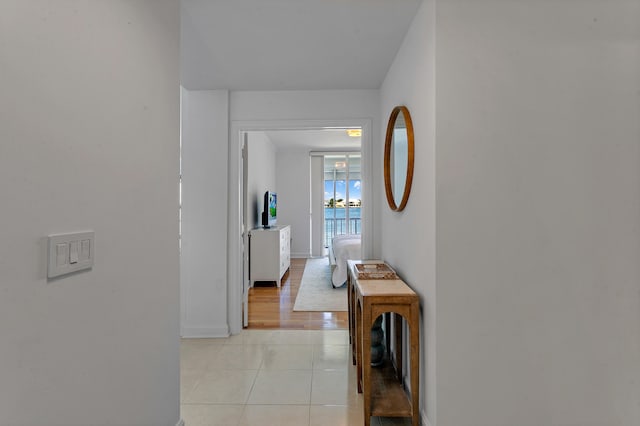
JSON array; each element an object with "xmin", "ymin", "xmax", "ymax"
[
  {"xmin": 48, "ymin": 231, "xmax": 94, "ymax": 278},
  {"xmin": 69, "ymin": 241, "xmax": 79, "ymax": 264},
  {"xmin": 80, "ymin": 239, "xmax": 90, "ymax": 261},
  {"xmin": 56, "ymin": 243, "xmax": 68, "ymax": 267}
]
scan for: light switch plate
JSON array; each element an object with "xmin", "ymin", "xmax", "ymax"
[{"xmin": 48, "ymin": 231, "xmax": 94, "ymax": 278}]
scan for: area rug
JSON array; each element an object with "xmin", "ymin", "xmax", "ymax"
[{"xmin": 293, "ymin": 258, "xmax": 347, "ymax": 312}]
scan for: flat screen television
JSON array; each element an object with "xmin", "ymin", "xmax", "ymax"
[{"xmin": 261, "ymin": 191, "xmax": 277, "ymax": 228}]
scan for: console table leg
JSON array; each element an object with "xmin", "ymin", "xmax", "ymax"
[
  {"xmin": 356, "ymin": 300, "xmax": 362, "ymax": 394},
  {"xmin": 362, "ymin": 302, "xmax": 372, "ymax": 426},
  {"xmin": 410, "ymin": 303, "xmax": 420, "ymax": 426}
]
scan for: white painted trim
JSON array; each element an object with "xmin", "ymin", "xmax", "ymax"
[
  {"xmin": 291, "ymin": 251, "xmax": 311, "ymax": 258},
  {"xmin": 228, "ymin": 119, "xmax": 373, "ymax": 335},
  {"xmin": 421, "ymin": 410, "xmax": 432, "ymax": 426},
  {"xmin": 180, "ymin": 326, "xmax": 230, "ymax": 338},
  {"xmin": 359, "ymin": 120, "xmax": 374, "ymax": 259},
  {"xmin": 176, "ymin": 419, "xmax": 185, "ymax": 426},
  {"xmin": 179, "ymin": 87, "xmax": 188, "ymax": 343}
]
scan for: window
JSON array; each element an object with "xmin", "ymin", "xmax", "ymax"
[{"xmin": 323, "ymin": 153, "xmax": 361, "ymax": 247}]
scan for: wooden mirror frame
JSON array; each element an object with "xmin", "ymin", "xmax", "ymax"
[{"xmin": 384, "ymin": 106, "xmax": 415, "ymax": 211}]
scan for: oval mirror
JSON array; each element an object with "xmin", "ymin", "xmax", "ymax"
[{"xmin": 384, "ymin": 106, "xmax": 414, "ymax": 211}]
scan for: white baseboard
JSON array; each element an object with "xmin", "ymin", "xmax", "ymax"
[
  {"xmin": 176, "ymin": 419, "xmax": 185, "ymax": 426},
  {"xmin": 401, "ymin": 376, "xmax": 431, "ymax": 426},
  {"xmin": 180, "ymin": 325, "xmax": 229, "ymax": 338},
  {"xmin": 421, "ymin": 410, "xmax": 432, "ymax": 426},
  {"xmin": 291, "ymin": 251, "xmax": 311, "ymax": 258}
]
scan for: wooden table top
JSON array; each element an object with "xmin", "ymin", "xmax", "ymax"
[
  {"xmin": 355, "ymin": 279, "xmax": 417, "ymax": 297},
  {"xmin": 348, "ymin": 260, "xmax": 417, "ymax": 298}
]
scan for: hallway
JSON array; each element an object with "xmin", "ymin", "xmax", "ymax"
[
  {"xmin": 179, "ymin": 259, "xmax": 394, "ymax": 425},
  {"xmin": 180, "ymin": 329, "xmax": 411, "ymax": 425}
]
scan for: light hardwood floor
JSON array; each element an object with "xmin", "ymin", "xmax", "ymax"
[{"xmin": 247, "ymin": 258, "xmax": 348, "ymax": 330}]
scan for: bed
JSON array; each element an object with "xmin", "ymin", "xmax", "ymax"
[{"xmin": 329, "ymin": 234, "xmax": 361, "ymax": 288}]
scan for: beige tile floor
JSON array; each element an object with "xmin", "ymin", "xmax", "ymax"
[{"xmin": 181, "ymin": 329, "xmax": 413, "ymax": 426}]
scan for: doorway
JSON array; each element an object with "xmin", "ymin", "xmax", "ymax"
[{"xmin": 229, "ymin": 121, "xmax": 373, "ymax": 333}]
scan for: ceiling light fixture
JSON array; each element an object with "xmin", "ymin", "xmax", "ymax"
[{"xmin": 346, "ymin": 129, "xmax": 362, "ymax": 137}]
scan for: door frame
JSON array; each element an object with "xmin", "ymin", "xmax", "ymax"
[{"xmin": 228, "ymin": 119, "xmax": 373, "ymax": 334}]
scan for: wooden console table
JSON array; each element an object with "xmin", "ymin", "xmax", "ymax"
[
  {"xmin": 347, "ymin": 260, "xmax": 420, "ymax": 426},
  {"xmin": 347, "ymin": 260, "xmax": 385, "ymax": 364}
]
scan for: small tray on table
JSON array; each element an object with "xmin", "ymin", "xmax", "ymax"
[{"xmin": 354, "ymin": 263, "xmax": 398, "ymax": 280}]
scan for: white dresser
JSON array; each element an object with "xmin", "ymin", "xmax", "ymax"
[{"xmin": 249, "ymin": 225, "xmax": 291, "ymax": 287}]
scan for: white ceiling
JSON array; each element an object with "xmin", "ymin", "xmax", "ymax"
[
  {"xmin": 262, "ymin": 129, "xmax": 361, "ymax": 151},
  {"xmin": 180, "ymin": 0, "xmax": 422, "ymax": 90}
]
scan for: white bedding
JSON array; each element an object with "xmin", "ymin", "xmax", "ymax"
[{"xmin": 330, "ymin": 234, "xmax": 361, "ymax": 287}]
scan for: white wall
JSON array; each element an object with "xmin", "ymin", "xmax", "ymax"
[
  {"xmin": 0, "ymin": 1, "xmax": 180, "ymax": 425},
  {"xmin": 230, "ymin": 90, "xmax": 381, "ymax": 124},
  {"xmin": 381, "ymin": 1, "xmax": 640, "ymax": 425},
  {"xmin": 230, "ymin": 89, "xmax": 381, "ymax": 256},
  {"xmin": 180, "ymin": 89, "xmax": 229, "ymax": 338},
  {"xmin": 379, "ymin": 0, "xmax": 436, "ymax": 423},
  {"xmin": 435, "ymin": 1, "xmax": 640, "ymax": 425},
  {"xmin": 276, "ymin": 149, "xmax": 312, "ymax": 257},
  {"xmin": 246, "ymin": 132, "xmax": 277, "ymax": 230}
]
